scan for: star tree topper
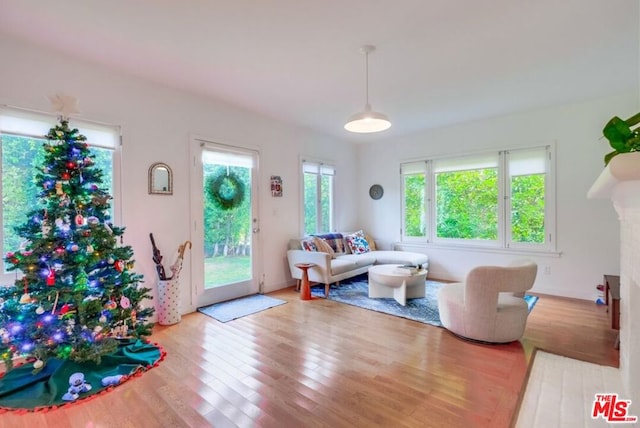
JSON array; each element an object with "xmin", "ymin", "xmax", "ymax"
[{"xmin": 48, "ymin": 94, "xmax": 80, "ymax": 119}]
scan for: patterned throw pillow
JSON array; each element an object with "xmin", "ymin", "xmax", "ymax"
[
  {"xmin": 313, "ymin": 237, "xmax": 336, "ymax": 258},
  {"xmin": 314, "ymin": 233, "xmax": 346, "ymax": 254},
  {"xmin": 301, "ymin": 238, "xmax": 317, "ymax": 252},
  {"xmin": 345, "ymin": 230, "xmax": 370, "ymax": 254}
]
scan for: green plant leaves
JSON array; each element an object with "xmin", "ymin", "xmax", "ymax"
[{"xmin": 602, "ymin": 112, "xmax": 640, "ymax": 165}]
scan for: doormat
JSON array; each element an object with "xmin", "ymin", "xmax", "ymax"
[{"xmin": 197, "ymin": 294, "xmax": 287, "ymax": 323}]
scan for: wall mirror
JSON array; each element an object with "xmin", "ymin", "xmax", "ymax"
[{"xmin": 148, "ymin": 162, "xmax": 173, "ymax": 195}]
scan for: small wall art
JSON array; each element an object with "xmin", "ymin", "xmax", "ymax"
[{"xmin": 270, "ymin": 175, "xmax": 283, "ymax": 197}]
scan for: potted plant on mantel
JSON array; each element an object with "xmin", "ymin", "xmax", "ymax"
[{"xmin": 603, "ymin": 112, "xmax": 640, "ymax": 166}]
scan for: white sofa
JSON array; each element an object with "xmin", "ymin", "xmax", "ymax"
[{"xmin": 287, "ymin": 232, "xmax": 429, "ymax": 296}]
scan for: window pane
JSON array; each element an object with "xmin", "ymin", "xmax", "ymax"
[
  {"xmin": 436, "ymin": 168, "xmax": 498, "ymax": 240},
  {"xmin": 511, "ymin": 174, "xmax": 545, "ymax": 243},
  {"xmin": 1, "ymin": 135, "xmax": 45, "ymax": 254},
  {"xmin": 303, "ymin": 172, "xmax": 317, "ymax": 235},
  {"xmin": 404, "ymin": 174, "xmax": 426, "ymax": 237},
  {"xmin": 320, "ymin": 174, "xmax": 332, "ymax": 232}
]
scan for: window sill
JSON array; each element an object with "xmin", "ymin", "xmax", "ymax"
[{"xmin": 395, "ymin": 241, "xmax": 562, "ymax": 258}]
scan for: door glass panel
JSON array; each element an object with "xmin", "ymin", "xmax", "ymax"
[{"xmin": 202, "ymin": 151, "xmax": 252, "ymax": 289}]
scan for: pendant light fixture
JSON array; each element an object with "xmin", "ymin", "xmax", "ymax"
[{"xmin": 344, "ymin": 45, "xmax": 391, "ymax": 133}]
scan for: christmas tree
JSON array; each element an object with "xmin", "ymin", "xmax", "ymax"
[{"xmin": 0, "ymin": 118, "xmax": 154, "ymax": 372}]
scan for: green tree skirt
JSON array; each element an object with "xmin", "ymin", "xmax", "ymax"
[{"xmin": 0, "ymin": 339, "xmax": 164, "ymax": 412}]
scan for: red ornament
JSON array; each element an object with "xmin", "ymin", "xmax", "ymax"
[
  {"xmin": 114, "ymin": 260, "xmax": 125, "ymax": 272},
  {"xmin": 67, "ymin": 162, "xmax": 75, "ymax": 169},
  {"xmin": 75, "ymin": 214, "xmax": 84, "ymax": 226},
  {"xmin": 59, "ymin": 303, "xmax": 71, "ymax": 315},
  {"xmin": 46, "ymin": 269, "xmax": 55, "ymax": 286},
  {"xmin": 61, "ymin": 172, "xmax": 71, "ymax": 180}
]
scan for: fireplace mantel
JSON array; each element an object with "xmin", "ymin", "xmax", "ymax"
[
  {"xmin": 588, "ymin": 151, "xmax": 640, "ymax": 403},
  {"xmin": 588, "ymin": 152, "xmax": 640, "ymax": 218}
]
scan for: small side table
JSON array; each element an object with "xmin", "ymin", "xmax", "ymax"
[{"xmin": 295, "ymin": 263, "xmax": 315, "ymax": 301}]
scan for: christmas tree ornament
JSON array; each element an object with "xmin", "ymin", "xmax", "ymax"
[
  {"xmin": 114, "ymin": 260, "xmax": 124, "ymax": 272},
  {"xmin": 75, "ymin": 213, "xmax": 84, "ymax": 226},
  {"xmin": 59, "ymin": 303, "xmax": 72, "ymax": 315},
  {"xmin": 55, "ymin": 181, "xmax": 63, "ymax": 195},
  {"xmin": 33, "ymin": 359, "xmax": 44, "ymax": 369},
  {"xmin": 48, "ymin": 93, "xmax": 80, "ymax": 118},
  {"xmin": 62, "ymin": 372, "xmax": 92, "ymax": 401},
  {"xmin": 86, "ymin": 244, "xmax": 94, "ymax": 253},
  {"xmin": 119, "ymin": 295, "xmax": 131, "ymax": 309},
  {"xmin": 104, "ymin": 299, "xmax": 117, "ymax": 310},
  {"xmin": 101, "ymin": 374, "xmax": 123, "ymax": 387},
  {"xmin": 36, "ymin": 306, "xmax": 45, "ymax": 315},
  {"xmin": 46, "ymin": 268, "xmax": 55, "ymax": 286},
  {"xmin": 74, "ymin": 270, "xmax": 88, "ymax": 291},
  {"xmin": 19, "ymin": 293, "xmax": 32, "ymax": 304}
]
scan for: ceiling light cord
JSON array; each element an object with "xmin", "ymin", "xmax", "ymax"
[{"xmin": 364, "ymin": 48, "xmax": 370, "ymax": 111}]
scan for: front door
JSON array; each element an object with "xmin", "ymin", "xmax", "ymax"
[{"xmin": 191, "ymin": 139, "xmax": 260, "ymax": 307}]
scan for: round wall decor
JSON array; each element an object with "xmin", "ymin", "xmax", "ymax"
[{"xmin": 369, "ymin": 184, "xmax": 384, "ymax": 200}]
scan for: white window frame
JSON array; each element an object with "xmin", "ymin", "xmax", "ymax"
[
  {"xmin": 0, "ymin": 106, "xmax": 121, "ymax": 281},
  {"xmin": 301, "ymin": 157, "xmax": 335, "ymax": 235},
  {"xmin": 400, "ymin": 144, "xmax": 556, "ymax": 254}
]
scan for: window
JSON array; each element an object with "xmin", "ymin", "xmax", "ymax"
[
  {"xmin": 302, "ymin": 159, "xmax": 334, "ymax": 235},
  {"xmin": 401, "ymin": 146, "xmax": 554, "ymax": 251},
  {"xmin": 0, "ymin": 107, "xmax": 119, "ymax": 278}
]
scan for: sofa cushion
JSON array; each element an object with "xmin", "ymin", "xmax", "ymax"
[
  {"xmin": 336, "ymin": 253, "xmax": 377, "ymax": 267},
  {"xmin": 364, "ymin": 234, "xmax": 377, "ymax": 251},
  {"xmin": 372, "ymin": 250, "xmax": 429, "ymax": 268},
  {"xmin": 315, "ymin": 233, "xmax": 346, "ymax": 254},
  {"xmin": 330, "ymin": 258, "xmax": 359, "ymax": 275},
  {"xmin": 313, "ymin": 236, "xmax": 336, "ymax": 258}
]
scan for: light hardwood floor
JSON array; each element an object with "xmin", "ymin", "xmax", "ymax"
[{"xmin": 2, "ymin": 285, "xmax": 619, "ymax": 428}]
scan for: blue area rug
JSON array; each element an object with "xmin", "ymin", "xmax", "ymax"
[
  {"xmin": 198, "ymin": 294, "xmax": 286, "ymax": 322},
  {"xmin": 311, "ymin": 275, "xmax": 538, "ymax": 327}
]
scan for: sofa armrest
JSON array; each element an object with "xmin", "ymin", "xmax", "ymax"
[{"xmin": 287, "ymin": 250, "xmax": 331, "ymax": 281}]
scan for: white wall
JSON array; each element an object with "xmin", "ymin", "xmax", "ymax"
[
  {"xmin": 0, "ymin": 35, "xmax": 359, "ymax": 314},
  {"xmin": 357, "ymin": 94, "xmax": 639, "ymax": 300}
]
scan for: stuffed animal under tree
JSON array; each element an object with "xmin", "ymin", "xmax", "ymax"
[{"xmin": 0, "ymin": 118, "xmax": 154, "ymax": 372}]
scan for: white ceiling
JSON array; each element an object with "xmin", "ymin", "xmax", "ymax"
[{"xmin": 0, "ymin": 0, "xmax": 638, "ymax": 142}]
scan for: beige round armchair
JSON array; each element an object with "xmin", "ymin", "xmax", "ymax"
[{"xmin": 437, "ymin": 261, "xmax": 538, "ymax": 343}]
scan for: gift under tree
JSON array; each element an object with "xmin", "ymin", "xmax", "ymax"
[{"xmin": 0, "ymin": 118, "xmax": 154, "ymax": 374}]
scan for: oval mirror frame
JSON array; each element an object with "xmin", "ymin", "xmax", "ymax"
[{"xmin": 149, "ymin": 162, "xmax": 173, "ymax": 195}]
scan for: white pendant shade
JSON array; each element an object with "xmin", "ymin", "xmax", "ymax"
[
  {"xmin": 345, "ymin": 45, "xmax": 391, "ymax": 134},
  {"xmin": 344, "ymin": 105, "xmax": 391, "ymax": 133}
]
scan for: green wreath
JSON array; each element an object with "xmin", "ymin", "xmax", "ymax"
[{"xmin": 206, "ymin": 171, "xmax": 245, "ymax": 210}]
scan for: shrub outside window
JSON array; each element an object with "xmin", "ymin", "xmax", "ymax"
[
  {"xmin": 401, "ymin": 146, "xmax": 554, "ymax": 252},
  {"xmin": 302, "ymin": 160, "xmax": 334, "ymax": 235}
]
